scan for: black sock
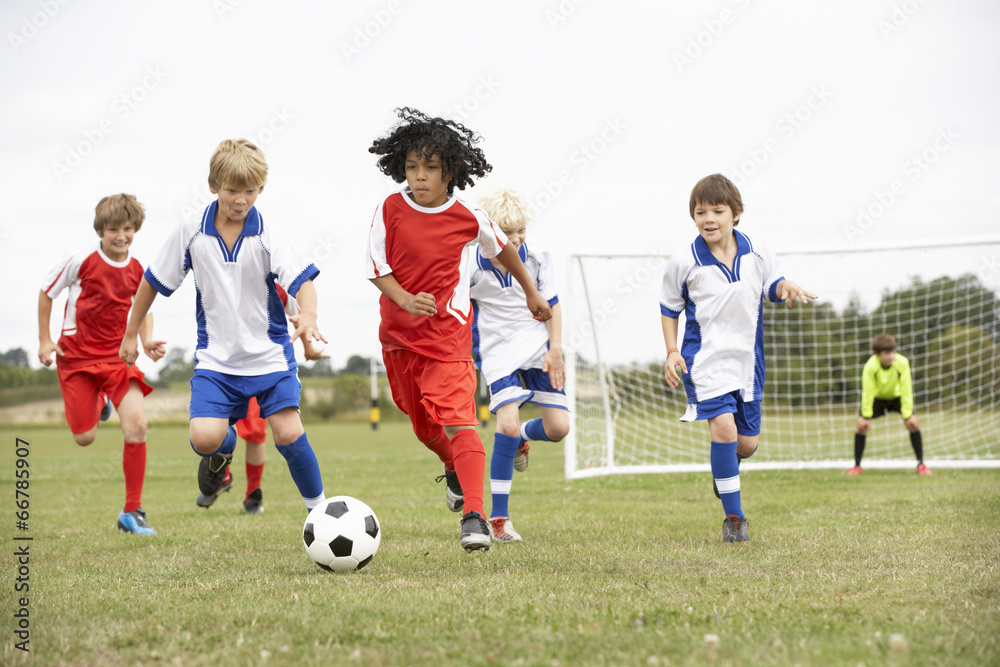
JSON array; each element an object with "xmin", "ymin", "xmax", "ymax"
[
  {"xmin": 910, "ymin": 430, "xmax": 923, "ymax": 463},
  {"xmin": 854, "ymin": 433, "xmax": 866, "ymax": 466}
]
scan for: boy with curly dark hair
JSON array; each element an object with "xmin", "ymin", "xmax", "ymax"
[{"xmin": 365, "ymin": 107, "xmax": 551, "ymax": 553}]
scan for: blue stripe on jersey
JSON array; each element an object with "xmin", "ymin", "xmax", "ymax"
[
  {"xmin": 471, "ymin": 299, "xmax": 483, "ymax": 369},
  {"xmin": 681, "ymin": 282, "xmax": 702, "ymax": 403},
  {"xmin": 195, "ymin": 286, "xmax": 208, "ymax": 366},
  {"xmin": 752, "ymin": 299, "xmax": 765, "ymax": 398},
  {"xmin": 768, "ymin": 276, "xmax": 786, "ymax": 303},
  {"xmin": 265, "ymin": 274, "xmax": 297, "ymax": 371}
]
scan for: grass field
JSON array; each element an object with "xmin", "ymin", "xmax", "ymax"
[{"xmin": 2, "ymin": 421, "xmax": 999, "ymax": 666}]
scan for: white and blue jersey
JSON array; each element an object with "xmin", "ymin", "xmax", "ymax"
[
  {"xmin": 145, "ymin": 201, "xmax": 319, "ymax": 376},
  {"xmin": 468, "ymin": 242, "xmax": 564, "ymax": 411},
  {"xmin": 659, "ymin": 230, "xmax": 784, "ymax": 416}
]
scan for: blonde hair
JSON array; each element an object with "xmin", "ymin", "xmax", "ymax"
[
  {"xmin": 208, "ymin": 138, "xmax": 268, "ymax": 190},
  {"xmin": 93, "ymin": 193, "xmax": 145, "ymax": 233},
  {"xmin": 476, "ymin": 188, "xmax": 530, "ymax": 232}
]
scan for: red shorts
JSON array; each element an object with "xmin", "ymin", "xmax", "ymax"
[
  {"xmin": 57, "ymin": 360, "xmax": 152, "ymax": 434},
  {"xmin": 383, "ymin": 348, "xmax": 477, "ymax": 442},
  {"xmin": 234, "ymin": 396, "xmax": 268, "ymax": 444}
]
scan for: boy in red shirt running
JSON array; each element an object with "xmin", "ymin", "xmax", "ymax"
[
  {"xmin": 366, "ymin": 107, "xmax": 552, "ymax": 552},
  {"xmin": 38, "ymin": 193, "xmax": 165, "ymax": 535}
]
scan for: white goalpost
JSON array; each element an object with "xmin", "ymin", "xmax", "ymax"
[{"xmin": 564, "ymin": 238, "xmax": 1000, "ymax": 479}]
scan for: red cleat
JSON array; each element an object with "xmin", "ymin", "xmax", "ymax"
[
  {"xmin": 916, "ymin": 462, "xmax": 932, "ymax": 476},
  {"xmin": 845, "ymin": 465, "xmax": 863, "ymax": 476}
]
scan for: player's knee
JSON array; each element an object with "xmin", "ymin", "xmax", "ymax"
[
  {"xmin": 496, "ymin": 421, "xmax": 520, "ymax": 439},
  {"xmin": 856, "ymin": 421, "xmax": 870, "ymax": 435},
  {"xmin": 121, "ymin": 415, "xmax": 147, "ymax": 442},
  {"xmin": 73, "ymin": 431, "xmax": 96, "ymax": 447},
  {"xmin": 546, "ymin": 420, "xmax": 570, "ymax": 442}
]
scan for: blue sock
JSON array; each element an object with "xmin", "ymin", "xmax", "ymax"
[
  {"xmin": 710, "ymin": 440, "xmax": 743, "ymax": 518},
  {"xmin": 275, "ymin": 432, "xmax": 325, "ymax": 509},
  {"xmin": 191, "ymin": 425, "xmax": 237, "ymax": 457},
  {"xmin": 490, "ymin": 433, "xmax": 520, "ymax": 519},
  {"xmin": 521, "ymin": 418, "xmax": 551, "ymax": 442}
]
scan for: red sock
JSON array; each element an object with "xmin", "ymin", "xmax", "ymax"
[
  {"xmin": 423, "ymin": 430, "xmax": 455, "ymax": 470},
  {"xmin": 449, "ymin": 429, "xmax": 485, "ymax": 516},
  {"xmin": 246, "ymin": 462, "xmax": 264, "ymax": 500},
  {"xmin": 122, "ymin": 441, "xmax": 146, "ymax": 513}
]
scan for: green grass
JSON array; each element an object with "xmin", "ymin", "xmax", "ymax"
[{"xmin": 1, "ymin": 422, "xmax": 999, "ymax": 666}]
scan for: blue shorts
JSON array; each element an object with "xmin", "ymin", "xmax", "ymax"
[
  {"xmin": 680, "ymin": 391, "xmax": 761, "ymax": 437},
  {"xmin": 488, "ymin": 367, "xmax": 568, "ymax": 414},
  {"xmin": 189, "ymin": 369, "xmax": 301, "ymax": 423}
]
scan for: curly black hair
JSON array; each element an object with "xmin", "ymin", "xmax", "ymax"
[{"xmin": 369, "ymin": 107, "xmax": 492, "ymax": 195}]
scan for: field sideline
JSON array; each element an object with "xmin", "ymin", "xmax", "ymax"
[{"xmin": 2, "ymin": 421, "xmax": 998, "ymax": 666}]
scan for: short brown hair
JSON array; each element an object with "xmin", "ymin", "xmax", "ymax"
[
  {"xmin": 872, "ymin": 333, "xmax": 897, "ymax": 354},
  {"xmin": 208, "ymin": 138, "xmax": 268, "ymax": 190},
  {"xmin": 93, "ymin": 193, "xmax": 145, "ymax": 233},
  {"xmin": 689, "ymin": 174, "xmax": 744, "ymax": 225}
]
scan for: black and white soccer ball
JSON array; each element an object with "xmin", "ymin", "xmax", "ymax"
[{"xmin": 302, "ymin": 496, "xmax": 381, "ymax": 572}]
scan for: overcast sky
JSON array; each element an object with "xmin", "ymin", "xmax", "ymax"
[{"xmin": 2, "ymin": 0, "xmax": 999, "ymax": 375}]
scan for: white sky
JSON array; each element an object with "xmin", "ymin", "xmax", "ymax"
[{"xmin": 2, "ymin": 0, "xmax": 999, "ymax": 376}]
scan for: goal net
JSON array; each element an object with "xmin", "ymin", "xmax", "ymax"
[{"xmin": 564, "ymin": 239, "xmax": 1000, "ymax": 478}]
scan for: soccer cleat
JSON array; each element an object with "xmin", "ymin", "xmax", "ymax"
[
  {"xmin": 513, "ymin": 440, "xmax": 530, "ymax": 472},
  {"xmin": 722, "ymin": 514, "xmax": 750, "ymax": 542},
  {"xmin": 243, "ymin": 488, "xmax": 264, "ymax": 514},
  {"xmin": 117, "ymin": 507, "xmax": 157, "ymax": 536},
  {"xmin": 196, "ymin": 466, "xmax": 234, "ymax": 508},
  {"xmin": 845, "ymin": 465, "xmax": 863, "ymax": 476},
  {"xmin": 99, "ymin": 393, "xmax": 112, "ymax": 422},
  {"xmin": 460, "ymin": 511, "xmax": 491, "ymax": 552},
  {"xmin": 489, "ymin": 516, "xmax": 523, "ymax": 543},
  {"xmin": 916, "ymin": 462, "xmax": 933, "ymax": 476},
  {"xmin": 435, "ymin": 469, "xmax": 464, "ymax": 513}
]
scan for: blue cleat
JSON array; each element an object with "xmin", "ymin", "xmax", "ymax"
[
  {"xmin": 117, "ymin": 507, "xmax": 157, "ymax": 536},
  {"xmin": 99, "ymin": 393, "xmax": 112, "ymax": 422}
]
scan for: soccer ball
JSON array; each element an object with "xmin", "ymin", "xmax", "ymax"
[{"xmin": 302, "ymin": 496, "xmax": 381, "ymax": 572}]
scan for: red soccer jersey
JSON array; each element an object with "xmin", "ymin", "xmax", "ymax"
[
  {"xmin": 366, "ymin": 189, "xmax": 507, "ymax": 362},
  {"xmin": 41, "ymin": 241, "xmax": 144, "ymax": 368}
]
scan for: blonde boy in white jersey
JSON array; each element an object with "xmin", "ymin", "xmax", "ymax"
[{"xmin": 469, "ymin": 189, "xmax": 569, "ymax": 543}]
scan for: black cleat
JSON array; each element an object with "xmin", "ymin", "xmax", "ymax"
[
  {"xmin": 436, "ymin": 469, "xmax": 464, "ymax": 513},
  {"xmin": 243, "ymin": 488, "xmax": 264, "ymax": 514},
  {"xmin": 460, "ymin": 511, "xmax": 490, "ymax": 552},
  {"xmin": 722, "ymin": 514, "xmax": 750, "ymax": 542}
]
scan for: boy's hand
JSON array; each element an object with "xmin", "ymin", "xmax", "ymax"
[
  {"xmin": 401, "ymin": 291, "xmax": 437, "ymax": 317},
  {"xmin": 143, "ymin": 339, "xmax": 167, "ymax": 362},
  {"xmin": 38, "ymin": 340, "xmax": 64, "ymax": 367},
  {"xmin": 526, "ymin": 293, "xmax": 552, "ymax": 322},
  {"xmin": 664, "ymin": 350, "xmax": 687, "ymax": 389},
  {"xmin": 542, "ymin": 347, "xmax": 565, "ymax": 391},
  {"xmin": 119, "ymin": 337, "xmax": 140, "ymax": 367},
  {"xmin": 289, "ymin": 313, "xmax": 328, "ymax": 347},
  {"xmin": 779, "ymin": 281, "xmax": 818, "ymax": 308}
]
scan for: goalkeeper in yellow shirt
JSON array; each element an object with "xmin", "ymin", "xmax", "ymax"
[{"xmin": 848, "ymin": 333, "xmax": 931, "ymax": 476}]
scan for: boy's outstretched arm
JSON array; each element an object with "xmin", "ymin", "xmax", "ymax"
[
  {"xmin": 120, "ymin": 279, "xmax": 158, "ymax": 366},
  {"xmin": 494, "ymin": 244, "xmax": 552, "ymax": 322},
  {"xmin": 138, "ymin": 313, "xmax": 166, "ymax": 362},
  {"xmin": 543, "ymin": 303, "xmax": 564, "ymax": 391},
  {"xmin": 661, "ymin": 314, "xmax": 687, "ymax": 389},
  {"xmin": 369, "ymin": 274, "xmax": 437, "ymax": 317},
  {"xmin": 776, "ymin": 280, "xmax": 818, "ymax": 308},
  {"xmin": 37, "ymin": 290, "xmax": 64, "ymax": 366},
  {"xmin": 287, "ymin": 280, "xmax": 328, "ymax": 346}
]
